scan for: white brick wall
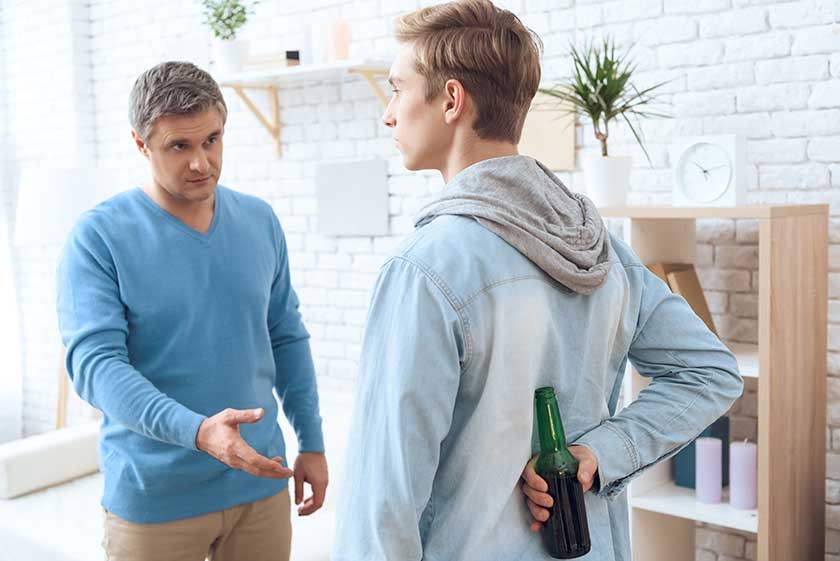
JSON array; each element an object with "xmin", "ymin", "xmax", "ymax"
[
  {"xmin": 1, "ymin": 0, "xmax": 99, "ymax": 436},
  {"xmin": 0, "ymin": 2, "xmax": 11, "ymax": 223},
  {"xmin": 2, "ymin": 0, "xmax": 838, "ymax": 557}
]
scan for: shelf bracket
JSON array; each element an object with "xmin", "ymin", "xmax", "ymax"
[
  {"xmin": 348, "ymin": 67, "xmax": 390, "ymax": 107},
  {"xmin": 225, "ymin": 84, "xmax": 282, "ymax": 157},
  {"xmin": 221, "ymin": 65, "xmax": 388, "ymax": 158}
]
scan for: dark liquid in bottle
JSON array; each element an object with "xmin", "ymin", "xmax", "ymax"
[{"xmin": 539, "ymin": 472, "xmax": 591, "ymax": 559}]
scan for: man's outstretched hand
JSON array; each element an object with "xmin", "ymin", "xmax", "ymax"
[
  {"xmin": 196, "ymin": 407, "xmax": 294, "ymax": 479},
  {"xmin": 520, "ymin": 445, "xmax": 599, "ymax": 533}
]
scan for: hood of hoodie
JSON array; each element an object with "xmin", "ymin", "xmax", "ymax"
[{"xmin": 415, "ymin": 155, "xmax": 613, "ymax": 295}]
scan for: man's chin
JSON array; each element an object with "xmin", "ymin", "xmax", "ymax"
[{"xmin": 183, "ymin": 179, "xmax": 217, "ymax": 200}]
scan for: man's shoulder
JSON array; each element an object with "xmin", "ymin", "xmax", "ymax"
[
  {"xmin": 607, "ymin": 233, "xmax": 644, "ymax": 270},
  {"xmin": 387, "ymin": 215, "xmax": 538, "ymax": 303},
  {"xmin": 218, "ymin": 185, "xmax": 275, "ymax": 220},
  {"xmin": 394, "ymin": 214, "xmax": 496, "ymax": 255},
  {"xmin": 71, "ymin": 189, "xmax": 140, "ymax": 241}
]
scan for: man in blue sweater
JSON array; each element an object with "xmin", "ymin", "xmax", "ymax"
[{"xmin": 56, "ymin": 61, "xmax": 326, "ymax": 561}]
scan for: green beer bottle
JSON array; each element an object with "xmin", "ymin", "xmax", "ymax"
[{"xmin": 534, "ymin": 386, "xmax": 591, "ymax": 558}]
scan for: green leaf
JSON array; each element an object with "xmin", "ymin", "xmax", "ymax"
[
  {"xmin": 540, "ymin": 36, "xmax": 670, "ymax": 163},
  {"xmin": 201, "ymin": 0, "xmax": 258, "ymax": 41}
]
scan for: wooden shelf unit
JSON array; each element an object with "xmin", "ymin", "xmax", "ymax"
[
  {"xmin": 216, "ymin": 59, "xmax": 389, "ymax": 157},
  {"xmin": 600, "ymin": 205, "xmax": 828, "ymax": 561}
]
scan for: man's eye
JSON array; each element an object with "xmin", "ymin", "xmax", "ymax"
[
  {"xmin": 172, "ymin": 144, "xmax": 186, "ymax": 151},
  {"xmin": 206, "ymin": 137, "xmax": 218, "ymax": 145}
]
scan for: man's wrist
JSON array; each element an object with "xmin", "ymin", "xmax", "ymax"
[{"xmin": 193, "ymin": 416, "xmax": 209, "ymax": 452}]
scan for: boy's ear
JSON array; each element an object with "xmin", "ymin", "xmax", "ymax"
[{"xmin": 443, "ymin": 78, "xmax": 468, "ymax": 125}]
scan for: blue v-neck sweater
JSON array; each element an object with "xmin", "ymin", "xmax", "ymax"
[{"xmin": 57, "ymin": 186, "xmax": 323, "ymax": 523}]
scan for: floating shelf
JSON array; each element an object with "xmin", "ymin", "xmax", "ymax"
[
  {"xmin": 631, "ymin": 481, "xmax": 758, "ymax": 534},
  {"xmin": 217, "ymin": 59, "xmax": 390, "ymax": 157}
]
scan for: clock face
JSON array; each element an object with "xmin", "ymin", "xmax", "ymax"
[{"xmin": 677, "ymin": 142, "xmax": 733, "ymax": 203}]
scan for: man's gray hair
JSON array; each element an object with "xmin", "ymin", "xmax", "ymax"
[{"xmin": 129, "ymin": 61, "xmax": 228, "ymax": 141}]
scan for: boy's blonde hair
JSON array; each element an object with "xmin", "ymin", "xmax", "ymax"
[{"xmin": 394, "ymin": 0, "xmax": 542, "ymax": 143}]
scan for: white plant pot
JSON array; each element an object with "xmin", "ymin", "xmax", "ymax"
[
  {"xmin": 581, "ymin": 155, "xmax": 632, "ymax": 208},
  {"xmin": 213, "ymin": 40, "xmax": 247, "ymax": 76}
]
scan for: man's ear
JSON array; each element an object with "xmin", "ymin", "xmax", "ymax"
[
  {"xmin": 442, "ymin": 78, "xmax": 468, "ymax": 125},
  {"xmin": 131, "ymin": 130, "xmax": 150, "ymax": 160}
]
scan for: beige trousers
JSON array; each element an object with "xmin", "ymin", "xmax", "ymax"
[{"xmin": 102, "ymin": 489, "xmax": 292, "ymax": 561}]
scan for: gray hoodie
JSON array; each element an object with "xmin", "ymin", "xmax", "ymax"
[{"xmin": 415, "ymin": 155, "xmax": 613, "ymax": 295}]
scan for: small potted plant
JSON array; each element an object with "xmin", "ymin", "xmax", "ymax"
[
  {"xmin": 540, "ymin": 39, "xmax": 668, "ymax": 207},
  {"xmin": 202, "ymin": 0, "xmax": 257, "ymax": 75}
]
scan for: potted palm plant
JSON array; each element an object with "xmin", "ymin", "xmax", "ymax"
[
  {"xmin": 202, "ymin": 0, "xmax": 257, "ymax": 75},
  {"xmin": 540, "ymin": 39, "xmax": 668, "ymax": 207}
]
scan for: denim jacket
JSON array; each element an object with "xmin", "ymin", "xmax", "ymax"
[{"xmin": 332, "ymin": 212, "xmax": 743, "ymax": 561}]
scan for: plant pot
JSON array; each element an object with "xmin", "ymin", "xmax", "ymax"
[
  {"xmin": 213, "ymin": 40, "xmax": 248, "ymax": 76},
  {"xmin": 581, "ymin": 154, "xmax": 632, "ymax": 207}
]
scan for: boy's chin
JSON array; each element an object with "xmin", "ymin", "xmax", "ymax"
[{"xmin": 401, "ymin": 154, "xmax": 428, "ymax": 172}]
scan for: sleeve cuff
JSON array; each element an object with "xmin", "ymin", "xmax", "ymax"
[
  {"xmin": 573, "ymin": 421, "xmax": 640, "ymax": 500},
  {"xmin": 296, "ymin": 419, "xmax": 325, "ymax": 453},
  {"xmin": 179, "ymin": 410, "xmax": 208, "ymax": 452}
]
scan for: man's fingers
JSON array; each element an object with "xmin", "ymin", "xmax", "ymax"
[
  {"xmin": 526, "ymin": 497, "xmax": 550, "ymax": 523},
  {"xmin": 297, "ymin": 494, "xmax": 321, "ymax": 516},
  {"xmin": 521, "ymin": 457, "xmax": 548, "ymax": 492},
  {"xmin": 237, "ymin": 461, "xmax": 288, "ymax": 479},
  {"xmin": 224, "ymin": 407, "xmax": 264, "ymax": 425},
  {"xmin": 580, "ymin": 458, "xmax": 598, "ymax": 474},
  {"xmin": 570, "ymin": 445, "xmax": 599, "ymax": 493},
  {"xmin": 297, "ymin": 480, "xmax": 327, "ymax": 516},
  {"xmin": 298, "ymin": 496, "xmax": 317, "ymax": 516},
  {"xmin": 312, "ymin": 480, "xmax": 327, "ymax": 509},
  {"xmin": 578, "ymin": 468, "xmax": 594, "ymax": 493},
  {"xmin": 293, "ymin": 467, "xmax": 304, "ymax": 506},
  {"xmin": 234, "ymin": 444, "xmax": 293, "ymax": 479},
  {"xmin": 231, "ymin": 450, "xmax": 291, "ymax": 479},
  {"xmin": 530, "ymin": 520, "xmax": 543, "ymax": 533},
  {"xmin": 521, "ymin": 480, "xmax": 554, "ymax": 508},
  {"xmin": 235, "ymin": 442, "xmax": 279, "ymax": 471}
]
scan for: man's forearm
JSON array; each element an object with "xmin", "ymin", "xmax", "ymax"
[
  {"xmin": 273, "ymin": 337, "xmax": 324, "ymax": 453},
  {"xmin": 68, "ymin": 338, "xmax": 206, "ymax": 450}
]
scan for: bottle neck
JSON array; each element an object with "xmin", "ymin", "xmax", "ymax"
[{"xmin": 536, "ymin": 394, "xmax": 568, "ymax": 453}]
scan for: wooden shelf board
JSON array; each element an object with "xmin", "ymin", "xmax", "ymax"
[
  {"xmin": 599, "ymin": 205, "xmax": 828, "ymax": 220},
  {"xmin": 217, "ymin": 59, "xmax": 389, "ymax": 88},
  {"xmin": 631, "ymin": 481, "xmax": 758, "ymax": 534}
]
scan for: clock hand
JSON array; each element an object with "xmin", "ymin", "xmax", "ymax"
[
  {"xmin": 706, "ymin": 165, "xmax": 727, "ymax": 171},
  {"xmin": 692, "ymin": 161, "xmax": 707, "ymax": 173}
]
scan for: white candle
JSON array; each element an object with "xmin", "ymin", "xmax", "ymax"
[
  {"xmin": 729, "ymin": 440, "xmax": 757, "ymax": 510},
  {"xmin": 696, "ymin": 437, "xmax": 722, "ymax": 504}
]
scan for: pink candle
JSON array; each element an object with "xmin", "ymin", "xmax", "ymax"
[
  {"xmin": 695, "ymin": 437, "xmax": 722, "ymax": 504},
  {"xmin": 729, "ymin": 440, "xmax": 757, "ymax": 509},
  {"xmin": 326, "ymin": 18, "xmax": 350, "ymax": 61}
]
